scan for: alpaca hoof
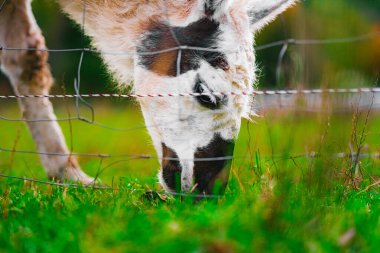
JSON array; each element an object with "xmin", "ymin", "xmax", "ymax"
[
  {"xmin": 48, "ymin": 166, "xmax": 99, "ymax": 186},
  {"xmin": 67, "ymin": 169, "xmax": 99, "ymax": 186}
]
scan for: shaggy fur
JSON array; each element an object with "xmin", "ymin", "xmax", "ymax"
[{"xmin": 0, "ymin": 0, "xmax": 297, "ymax": 193}]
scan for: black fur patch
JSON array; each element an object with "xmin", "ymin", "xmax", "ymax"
[
  {"xmin": 161, "ymin": 143, "xmax": 181, "ymax": 192},
  {"xmin": 204, "ymin": 0, "xmax": 216, "ymax": 16},
  {"xmin": 193, "ymin": 134, "xmax": 235, "ymax": 194},
  {"xmin": 137, "ymin": 18, "xmax": 229, "ymax": 77},
  {"xmin": 204, "ymin": 0, "xmax": 228, "ymax": 16},
  {"xmin": 162, "ymin": 135, "xmax": 234, "ymax": 194}
]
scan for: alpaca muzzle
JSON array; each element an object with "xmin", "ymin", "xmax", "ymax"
[{"xmin": 161, "ymin": 134, "xmax": 235, "ymax": 195}]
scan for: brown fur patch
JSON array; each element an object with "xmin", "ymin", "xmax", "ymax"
[{"xmin": 20, "ymin": 39, "xmax": 53, "ymax": 89}]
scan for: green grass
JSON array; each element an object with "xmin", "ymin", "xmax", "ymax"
[{"xmin": 1, "ymin": 100, "xmax": 380, "ymax": 252}]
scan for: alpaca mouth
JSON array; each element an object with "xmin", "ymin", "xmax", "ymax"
[{"xmin": 161, "ymin": 134, "xmax": 235, "ymax": 195}]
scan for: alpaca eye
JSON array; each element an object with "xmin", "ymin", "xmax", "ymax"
[
  {"xmin": 193, "ymin": 77, "xmax": 224, "ymax": 110},
  {"xmin": 211, "ymin": 56, "xmax": 229, "ymax": 71}
]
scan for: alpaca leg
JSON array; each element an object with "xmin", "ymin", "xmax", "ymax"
[{"xmin": 0, "ymin": 0, "xmax": 94, "ymax": 183}]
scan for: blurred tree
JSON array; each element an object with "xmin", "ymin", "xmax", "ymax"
[
  {"xmin": 30, "ymin": 0, "xmax": 114, "ymax": 94},
  {"xmin": 256, "ymin": 0, "xmax": 380, "ymax": 89}
]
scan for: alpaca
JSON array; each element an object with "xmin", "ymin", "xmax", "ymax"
[{"xmin": 0, "ymin": 0, "xmax": 297, "ymax": 194}]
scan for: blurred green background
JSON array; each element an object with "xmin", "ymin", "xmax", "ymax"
[{"xmin": 0, "ymin": 0, "xmax": 379, "ymax": 93}]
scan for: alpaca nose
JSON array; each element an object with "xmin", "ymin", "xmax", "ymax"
[{"xmin": 161, "ymin": 134, "xmax": 235, "ymax": 195}]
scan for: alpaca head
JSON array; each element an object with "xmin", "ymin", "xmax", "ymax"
[
  {"xmin": 60, "ymin": 0, "xmax": 296, "ymax": 194},
  {"xmin": 132, "ymin": 0, "xmax": 297, "ymax": 194}
]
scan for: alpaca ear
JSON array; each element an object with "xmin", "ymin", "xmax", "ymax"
[{"xmin": 248, "ymin": 0, "xmax": 298, "ymax": 32}]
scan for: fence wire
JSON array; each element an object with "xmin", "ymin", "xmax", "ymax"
[
  {"xmin": 1, "ymin": 150, "xmax": 380, "ymax": 199},
  {"xmin": 2, "ymin": 88, "xmax": 380, "ymax": 99}
]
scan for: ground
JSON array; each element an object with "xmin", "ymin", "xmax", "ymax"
[{"xmin": 1, "ymin": 100, "xmax": 380, "ymax": 252}]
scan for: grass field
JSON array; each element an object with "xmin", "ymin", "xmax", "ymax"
[{"xmin": 1, "ymin": 100, "xmax": 380, "ymax": 252}]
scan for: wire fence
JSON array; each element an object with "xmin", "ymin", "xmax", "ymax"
[
  {"xmin": 1, "ymin": 0, "xmax": 380, "ymax": 197},
  {"xmin": 1, "ymin": 149, "xmax": 380, "ymax": 197},
  {"xmin": 1, "ymin": 87, "xmax": 380, "ymax": 99}
]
